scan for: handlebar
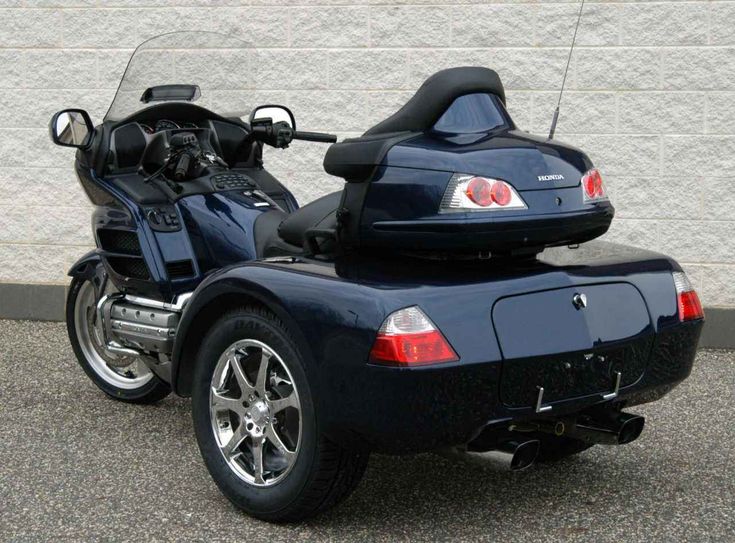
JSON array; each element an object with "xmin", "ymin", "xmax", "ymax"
[
  {"xmin": 174, "ymin": 152, "xmax": 191, "ymax": 181},
  {"xmin": 250, "ymin": 124, "xmax": 337, "ymax": 147},
  {"xmin": 292, "ymin": 131, "xmax": 337, "ymax": 144}
]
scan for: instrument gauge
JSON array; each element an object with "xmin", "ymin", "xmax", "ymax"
[{"xmin": 154, "ymin": 119, "xmax": 180, "ymax": 132}]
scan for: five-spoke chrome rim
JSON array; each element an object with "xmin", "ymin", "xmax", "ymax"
[
  {"xmin": 209, "ymin": 339, "xmax": 301, "ymax": 487},
  {"xmin": 74, "ymin": 279, "xmax": 153, "ymax": 389}
]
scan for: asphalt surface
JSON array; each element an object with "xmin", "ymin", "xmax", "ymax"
[{"xmin": 0, "ymin": 320, "xmax": 733, "ymax": 542}]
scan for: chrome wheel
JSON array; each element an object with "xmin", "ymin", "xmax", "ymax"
[
  {"xmin": 209, "ymin": 339, "xmax": 301, "ymax": 487},
  {"xmin": 73, "ymin": 279, "xmax": 153, "ymax": 390}
]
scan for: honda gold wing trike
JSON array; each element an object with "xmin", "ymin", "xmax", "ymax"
[{"xmin": 50, "ymin": 32, "xmax": 704, "ymax": 522}]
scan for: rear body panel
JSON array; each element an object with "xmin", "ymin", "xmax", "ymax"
[{"xmin": 172, "ymin": 241, "xmax": 702, "ymax": 453}]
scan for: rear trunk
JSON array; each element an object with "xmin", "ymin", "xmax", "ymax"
[{"xmin": 340, "ymin": 129, "xmax": 614, "ymax": 255}]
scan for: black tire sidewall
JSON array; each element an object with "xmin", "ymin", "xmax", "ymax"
[
  {"xmin": 66, "ymin": 275, "xmax": 170, "ymax": 403},
  {"xmin": 191, "ymin": 308, "xmax": 318, "ymax": 518}
]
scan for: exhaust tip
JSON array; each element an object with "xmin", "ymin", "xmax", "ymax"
[
  {"xmin": 509, "ymin": 439, "xmax": 539, "ymax": 471},
  {"xmin": 617, "ymin": 414, "xmax": 645, "ymax": 445},
  {"xmin": 442, "ymin": 439, "xmax": 540, "ymax": 471}
]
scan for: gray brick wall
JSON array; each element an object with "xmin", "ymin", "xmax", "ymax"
[{"xmin": 0, "ymin": 0, "xmax": 733, "ymax": 308}]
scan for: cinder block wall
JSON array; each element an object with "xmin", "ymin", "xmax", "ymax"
[{"xmin": 0, "ymin": 0, "xmax": 733, "ymax": 308}]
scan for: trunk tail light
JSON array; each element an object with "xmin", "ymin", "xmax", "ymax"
[
  {"xmin": 582, "ymin": 168, "xmax": 608, "ymax": 202},
  {"xmin": 490, "ymin": 180, "xmax": 512, "ymax": 206},
  {"xmin": 441, "ymin": 174, "xmax": 526, "ymax": 212},
  {"xmin": 466, "ymin": 176, "xmax": 493, "ymax": 206},
  {"xmin": 369, "ymin": 306, "xmax": 459, "ymax": 366},
  {"xmin": 673, "ymin": 271, "xmax": 704, "ymax": 322}
]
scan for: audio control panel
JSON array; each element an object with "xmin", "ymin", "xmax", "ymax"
[
  {"xmin": 211, "ymin": 173, "xmax": 254, "ymax": 191},
  {"xmin": 144, "ymin": 205, "xmax": 181, "ymax": 232}
]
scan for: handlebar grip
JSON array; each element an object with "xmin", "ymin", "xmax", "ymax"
[
  {"xmin": 174, "ymin": 153, "xmax": 191, "ymax": 181},
  {"xmin": 292, "ymin": 131, "xmax": 337, "ymax": 144}
]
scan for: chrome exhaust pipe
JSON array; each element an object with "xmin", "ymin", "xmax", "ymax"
[
  {"xmin": 441, "ymin": 439, "xmax": 540, "ymax": 471},
  {"xmin": 514, "ymin": 411, "xmax": 645, "ymax": 446},
  {"xmin": 570, "ymin": 411, "xmax": 645, "ymax": 445}
]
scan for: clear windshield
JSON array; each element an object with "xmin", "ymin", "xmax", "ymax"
[{"xmin": 104, "ymin": 31, "xmax": 251, "ymax": 122}]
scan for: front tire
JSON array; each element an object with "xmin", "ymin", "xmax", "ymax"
[
  {"xmin": 67, "ymin": 274, "xmax": 171, "ymax": 404},
  {"xmin": 191, "ymin": 306, "xmax": 368, "ymax": 522}
]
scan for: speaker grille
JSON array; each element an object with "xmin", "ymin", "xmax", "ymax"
[
  {"xmin": 107, "ymin": 257, "xmax": 149, "ymax": 280},
  {"xmin": 113, "ymin": 123, "xmax": 147, "ymax": 169},
  {"xmin": 166, "ymin": 260, "xmax": 195, "ymax": 279},
  {"xmin": 98, "ymin": 230, "xmax": 141, "ymax": 256}
]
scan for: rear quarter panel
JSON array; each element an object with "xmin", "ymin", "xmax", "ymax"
[{"xmin": 173, "ymin": 241, "xmax": 692, "ymax": 452}]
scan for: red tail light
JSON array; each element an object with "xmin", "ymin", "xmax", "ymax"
[
  {"xmin": 582, "ymin": 168, "xmax": 607, "ymax": 201},
  {"xmin": 442, "ymin": 173, "xmax": 527, "ymax": 212},
  {"xmin": 490, "ymin": 180, "xmax": 512, "ymax": 206},
  {"xmin": 465, "ymin": 177, "xmax": 493, "ymax": 207},
  {"xmin": 673, "ymin": 272, "xmax": 704, "ymax": 322},
  {"xmin": 370, "ymin": 306, "xmax": 459, "ymax": 366}
]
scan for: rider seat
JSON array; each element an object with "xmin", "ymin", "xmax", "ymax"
[{"xmin": 255, "ymin": 191, "xmax": 341, "ymax": 257}]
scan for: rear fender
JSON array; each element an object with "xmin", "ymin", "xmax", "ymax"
[{"xmin": 170, "ymin": 269, "xmax": 317, "ymax": 398}]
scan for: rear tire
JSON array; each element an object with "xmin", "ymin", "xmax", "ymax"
[
  {"xmin": 67, "ymin": 274, "xmax": 171, "ymax": 404},
  {"xmin": 191, "ymin": 306, "xmax": 368, "ymax": 522},
  {"xmin": 535, "ymin": 435, "xmax": 593, "ymax": 462}
]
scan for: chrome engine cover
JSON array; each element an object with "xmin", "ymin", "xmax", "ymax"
[{"xmin": 108, "ymin": 302, "xmax": 179, "ymax": 354}]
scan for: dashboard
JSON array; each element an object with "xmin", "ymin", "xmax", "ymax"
[{"xmin": 139, "ymin": 119, "xmax": 200, "ymax": 134}]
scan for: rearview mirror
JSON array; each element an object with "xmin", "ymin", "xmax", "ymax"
[
  {"xmin": 50, "ymin": 109, "xmax": 94, "ymax": 148},
  {"xmin": 249, "ymin": 105, "xmax": 296, "ymax": 130}
]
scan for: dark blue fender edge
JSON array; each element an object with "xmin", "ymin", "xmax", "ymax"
[
  {"xmin": 169, "ymin": 259, "xmax": 387, "ymax": 452},
  {"xmin": 170, "ymin": 267, "xmax": 304, "ymax": 397},
  {"xmin": 170, "ymin": 261, "xmax": 382, "ymax": 399},
  {"xmin": 68, "ymin": 249, "xmax": 101, "ymax": 280}
]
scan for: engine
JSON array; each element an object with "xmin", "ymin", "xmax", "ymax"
[
  {"xmin": 97, "ymin": 293, "xmax": 191, "ymax": 360},
  {"xmin": 108, "ymin": 301, "xmax": 179, "ymax": 354}
]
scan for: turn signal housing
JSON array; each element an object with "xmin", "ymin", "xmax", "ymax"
[
  {"xmin": 672, "ymin": 271, "xmax": 704, "ymax": 322},
  {"xmin": 369, "ymin": 306, "xmax": 459, "ymax": 366}
]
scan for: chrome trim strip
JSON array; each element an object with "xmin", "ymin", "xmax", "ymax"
[
  {"xmin": 125, "ymin": 292, "xmax": 193, "ymax": 312},
  {"xmin": 110, "ymin": 319, "xmax": 176, "ymax": 337}
]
